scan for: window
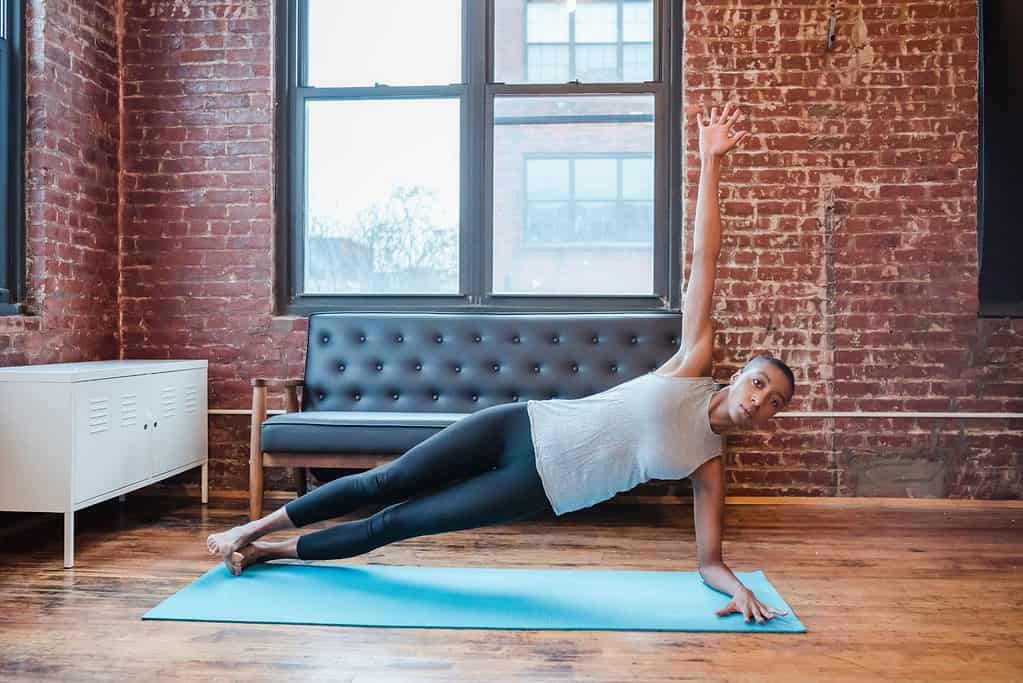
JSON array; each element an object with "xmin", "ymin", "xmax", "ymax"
[
  {"xmin": 278, "ymin": 0, "xmax": 682, "ymax": 313},
  {"xmin": 978, "ymin": 0, "xmax": 1023, "ymax": 316},
  {"xmin": 0, "ymin": 0, "xmax": 24, "ymax": 315}
]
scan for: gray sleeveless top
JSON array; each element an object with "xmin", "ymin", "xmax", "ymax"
[{"xmin": 526, "ymin": 372, "xmax": 725, "ymax": 516}]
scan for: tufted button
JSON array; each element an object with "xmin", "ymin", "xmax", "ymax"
[
  {"xmin": 552, "ymin": 335, "xmax": 560, "ymax": 344},
  {"xmin": 392, "ymin": 393, "xmax": 399, "ymax": 400},
  {"xmin": 571, "ymin": 364, "xmax": 578, "ymax": 373},
  {"xmin": 396, "ymin": 335, "xmax": 404, "ymax": 343},
  {"xmin": 415, "ymin": 363, "xmax": 422, "ymax": 371},
  {"xmin": 611, "ymin": 364, "xmax": 618, "ymax": 373},
  {"xmin": 533, "ymin": 365, "xmax": 540, "ymax": 373},
  {"xmin": 322, "ymin": 335, "xmax": 329, "ymax": 343},
  {"xmin": 511, "ymin": 394, "xmax": 519, "ymax": 401},
  {"xmin": 338, "ymin": 363, "xmax": 345, "ymax": 372},
  {"xmin": 591, "ymin": 335, "xmax": 599, "ymax": 343},
  {"xmin": 474, "ymin": 335, "xmax": 481, "ymax": 343},
  {"xmin": 432, "ymin": 393, "xmax": 439, "ymax": 400},
  {"xmin": 353, "ymin": 393, "xmax": 360, "ymax": 400},
  {"xmin": 630, "ymin": 336, "xmax": 638, "ymax": 344},
  {"xmin": 549, "ymin": 394, "xmax": 556, "ymax": 399},
  {"xmin": 671, "ymin": 336, "xmax": 678, "ymax": 345},
  {"xmin": 436, "ymin": 335, "xmax": 444, "ymax": 343},
  {"xmin": 471, "ymin": 394, "xmax": 478, "ymax": 401},
  {"xmin": 512, "ymin": 335, "xmax": 520, "ymax": 343},
  {"xmin": 359, "ymin": 335, "xmax": 366, "ymax": 343},
  {"xmin": 492, "ymin": 363, "xmax": 500, "ymax": 372},
  {"xmin": 375, "ymin": 363, "xmax": 383, "ymax": 371},
  {"xmin": 454, "ymin": 365, "xmax": 462, "ymax": 373},
  {"xmin": 317, "ymin": 393, "xmax": 325, "ymax": 400}
]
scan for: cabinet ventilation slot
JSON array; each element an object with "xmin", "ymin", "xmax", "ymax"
[
  {"xmin": 119, "ymin": 393, "xmax": 138, "ymax": 428},
  {"xmin": 183, "ymin": 386, "xmax": 198, "ymax": 414},
  {"xmin": 88, "ymin": 397, "xmax": 110, "ymax": 434},
  {"xmin": 161, "ymin": 386, "xmax": 177, "ymax": 419}
]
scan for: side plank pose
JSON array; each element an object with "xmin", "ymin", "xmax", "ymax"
[{"xmin": 208, "ymin": 102, "xmax": 795, "ymax": 624}]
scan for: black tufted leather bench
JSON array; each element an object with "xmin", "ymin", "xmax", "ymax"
[{"xmin": 248, "ymin": 312, "xmax": 684, "ymax": 519}]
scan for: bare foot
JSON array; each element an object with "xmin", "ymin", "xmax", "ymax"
[
  {"xmin": 227, "ymin": 541, "xmax": 273, "ymax": 576},
  {"xmin": 207, "ymin": 525, "xmax": 250, "ymax": 559}
]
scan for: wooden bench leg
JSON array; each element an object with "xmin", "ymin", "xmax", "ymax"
[
  {"xmin": 250, "ymin": 451, "xmax": 264, "ymax": 521},
  {"xmin": 249, "ymin": 381, "xmax": 267, "ymax": 521}
]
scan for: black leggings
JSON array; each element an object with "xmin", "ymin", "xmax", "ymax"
[{"xmin": 283, "ymin": 402, "xmax": 553, "ymax": 561}]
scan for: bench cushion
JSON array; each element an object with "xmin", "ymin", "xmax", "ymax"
[{"xmin": 261, "ymin": 410, "xmax": 470, "ymax": 454}]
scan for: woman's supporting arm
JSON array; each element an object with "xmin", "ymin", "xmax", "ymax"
[{"xmin": 691, "ymin": 456, "xmax": 747, "ymax": 596}]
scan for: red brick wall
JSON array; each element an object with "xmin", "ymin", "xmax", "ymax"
[
  {"xmin": 5, "ymin": 0, "xmax": 1021, "ymax": 507},
  {"xmin": 0, "ymin": 0, "xmax": 120, "ymax": 364},
  {"xmin": 681, "ymin": 0, "xmax": 1020, "ymax": 498}
]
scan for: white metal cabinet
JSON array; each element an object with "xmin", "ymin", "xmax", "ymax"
[{"xmin": 0, "ymin": 360, "xmax": 209, "ymax": 568}]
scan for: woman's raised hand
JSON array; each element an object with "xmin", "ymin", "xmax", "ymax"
[{"xmin": 697, "ymin": 101, "xmax": 752, "ymax": 159}]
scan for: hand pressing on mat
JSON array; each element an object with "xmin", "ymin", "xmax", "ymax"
[
  {"xmin": 715, "ymin": 586, "xmax": 789, "ymax": 624},
  {"xmin": 696, "ymin": 101, "xmax": 751, "ymax": 159}
]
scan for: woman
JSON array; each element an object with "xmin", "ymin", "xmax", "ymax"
[{"xmin": 207, "ymin": 102, "xmax": 795, "ymax": 625}]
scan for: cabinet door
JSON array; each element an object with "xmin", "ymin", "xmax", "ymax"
[
  {"xmin": 150, "ymin": 369, "xmax": 207, "ymax": 476},
  {"xmin": 73, "ymin": 376, "xmax": 152, "ymax": 504}
]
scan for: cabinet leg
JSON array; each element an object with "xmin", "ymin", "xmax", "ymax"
[
  {"xmin": 201, "ymin": 460, "xmax": 209, "ymax": 505},
  {"xmin": 293, "ymin": 467, "xmax": 307, "ymax": 497},
  {"xmin": 63, "ymin": 511, "xmax": 74, "ymax": 569}
]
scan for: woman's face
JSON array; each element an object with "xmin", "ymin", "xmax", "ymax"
[{"xmin": 728, "ymin": 364, "xmax": 793, "ymax": 428}]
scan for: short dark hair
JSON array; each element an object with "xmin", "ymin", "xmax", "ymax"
[{"xmin": 742, "ymin": 354, "xmax": 796, "ymax": 403}]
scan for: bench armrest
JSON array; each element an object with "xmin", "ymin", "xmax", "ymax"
[{"xmin": 251, "ymin": 378, "xmax": 304, "ymax": 389}]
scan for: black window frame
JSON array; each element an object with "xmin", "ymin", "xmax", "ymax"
[
  {"xmin": 275, "ymin": 0, "xmax": 683, "ymax": 315},
  {"xmin": 0, "ymin": 0, "xmax": 24, "ymax": 316}
]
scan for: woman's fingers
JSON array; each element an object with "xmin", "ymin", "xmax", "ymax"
[{"xmin": 726, "ymin": 108, "xmax": 741, "ymax": 130}]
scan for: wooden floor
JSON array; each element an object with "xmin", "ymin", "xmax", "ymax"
[{"xmin": 0, "ymin": 495, "xmax": 1020, "ymax": 682}]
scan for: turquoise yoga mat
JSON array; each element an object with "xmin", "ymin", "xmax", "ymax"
[{"xmin": 143, "ymin": 562, "xmax": 806, "ymax": 633}]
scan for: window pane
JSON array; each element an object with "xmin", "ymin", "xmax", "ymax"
[
  {"xmin": 621, "ymin": 201, "xmax": 653, "ymax": 241},
  {"xmin": 575, "ymin": 2, "xmax": 617, "ymax": 43},
  {"xmin": 526, "ymin": 45, "xmax": 570, "ymax": 83},
  {"xmin": 526, "ymin": 2, "xmax": 569, "ymax": 43},
  {"xmin": 575, "ymin": 158, "xmax": 617, "ymax": 199},
  {"xmin": 622, "ymin": 157, "xmax": 653, "ymax": 199},
  {"xmin": 575, "ymin": 201, "xmax": 618, "ymax": 241},
  {"xmin": 622, "ymin": 1, "xmax": 653, "ymax": 42},
  {"xmin": 304, "ymin": 99, "xmax": 460, "ymax": 294},
  {"xmin": 525, "ymin": 201, "xmax": 571, "ymax": 243},
  {"xmin": 306, "ymin": 0, "xmax": 461, "ymax": 87},
  {"xmin": 622, "ymin": 43, "xmax": 652, "ymax": 82},
  {"xmin": 497, "ymin": 0, "xmax": 656, "ymax": 84},
  {"xmin": 493, "ymin": 95, "xmax": 655, "ymax": 295},
  {"xmin": 575, "ymin": 44, "xmax": 618, "ymax": 82},
  {"xmin": 526, "ymin": 159, "xmax": 570, "ymax": 199}
]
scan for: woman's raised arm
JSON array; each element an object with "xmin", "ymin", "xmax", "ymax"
[{"xmin": 674, "ymin": 103, "xmax": 751, "ymax": 375}]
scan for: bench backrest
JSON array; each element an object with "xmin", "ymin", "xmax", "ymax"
[{"xmin": 302, "ymin": 312, "xmax": 684, "ymax": 413}]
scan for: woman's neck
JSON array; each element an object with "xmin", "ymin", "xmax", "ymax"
[{"xmin": 708, "ymin": 386, "xmax": 738, "ymax": 435}]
